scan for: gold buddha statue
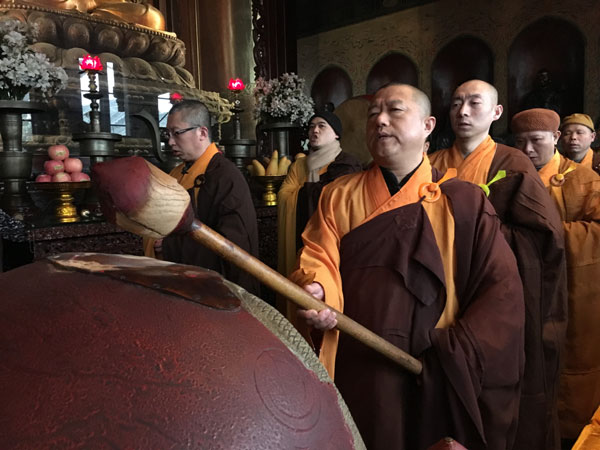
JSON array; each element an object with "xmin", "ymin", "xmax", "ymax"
[{"xmin": 19, "ymin": 0, "xmax": 166, "ymax": 31}]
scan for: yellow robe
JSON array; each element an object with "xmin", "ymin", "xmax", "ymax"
[
  {"xmin": 289, "ymin": 157, "xmax": 458, "ymax": 378},
  {"xmin": 573, "ymin": 406, "xmax": 600, "ymax": 450},
  {"xmin": 276, "ymin": 157, "xmax": 328, "ymax": 277},
  {"xmin": 143, "ymin": 144, "xmax": 220, "ymax": 258},
  {"xmin": 538, "ymin": 152, "xmax": 600, "ymax": 439}
]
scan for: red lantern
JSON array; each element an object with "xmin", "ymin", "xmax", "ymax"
[
  {"xmin": 228, "ymin": 78, "xmax": 245, "ymax": 91},
  {"xmin": 170, "ymin": 92, "xmax": 183, "ymax": 101},
  {"xmin": 79, "ymin": 54, "xmax": 103, "ymax": 72}
]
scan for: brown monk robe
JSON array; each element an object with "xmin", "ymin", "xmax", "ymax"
[
  {"xmin": 291, "ymin": 84, "xmax": 525, "ymax": 450},
  {"xmin": 429, "ymin": 80, "xmax": 567, "ymax": 450},
  {"xmin": 512, "ymin": 108, "xmax": 600, "ymax": 440}
]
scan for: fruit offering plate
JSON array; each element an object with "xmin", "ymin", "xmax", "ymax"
[{"xmin": 29, "ymin": 181, "xmax": 92, "ymax": 223}]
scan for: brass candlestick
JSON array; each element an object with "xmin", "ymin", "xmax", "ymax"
[
  {"xmin": 32, "ymin": 181, "xmax": 91, "ymax": 223},
  {"xmin": 253, "ymin": 175, "xmax": 286, "ymax": 206}
]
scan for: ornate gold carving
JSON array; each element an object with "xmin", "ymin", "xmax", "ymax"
[
  {"xmin": 0, "ymin": 4, "xmax": 184, "ymax": 65},
  {"xmin": 15, "ymin": 0, "xmax": 166, "ymax": 31}
]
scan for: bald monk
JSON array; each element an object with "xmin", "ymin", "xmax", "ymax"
[
  {"xmin": 429, "ymin": 80, "xmax": 567, "ymax": 450},
  {"xmin": 512, "ymin": 108, "xmax": 600, "ymax": 443},
  {"xmin": 559, "ymin": 113, "xmax": 600, "ymax": 175},
  {"xmin": 291, "ymin": 83, "xmax": 525, "ymax": 450}
]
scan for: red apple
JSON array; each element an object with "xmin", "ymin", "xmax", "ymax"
[
  {"xmin": 64, "ymin": 157, "xmax": 83, "ymax": 173},
  {"xmin": 52, "ymin": 172, "xmax": 71, "ymax": 182},
  {"xmin": 44, "ymin": 160, "xmax": 65, "ymax": 175},
  {"xmin": 48, "ymin": 144, "xmax": 69, "ymax": 161},
  {"xmin": 35, "ymin": 174, "xmax": 52, "ymax": 182},
  {"xmin": 70, "ymin": 172, "xmax": 90, "ymax": 182}
]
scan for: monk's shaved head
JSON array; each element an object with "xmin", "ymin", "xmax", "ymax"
[
  {"xmin": 374, "ymin": 83, "xmax": 431, "ymax": 118},
  {"xmin": 455, "ymin": 79, "xmax": 498, "ymax": 106}
]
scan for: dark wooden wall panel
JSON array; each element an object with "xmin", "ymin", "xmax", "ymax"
[
  {"xmin": 508, "ymin": 17, "xmax": 584, "ymax": 121},
  {"xmin": 430, "ymin": 35, "xmax": 493, "ymax": 150},
  {"xmin": 365, "ymin": 53, "xmax": 418, "ymax": 94},
  {"xmin": 311, "ymin": 67, "xmax": 353, "ymax": 111}
]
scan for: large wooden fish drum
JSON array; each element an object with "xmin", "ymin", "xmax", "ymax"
[{"xmin": 0, "ymin": 253, "xmax": 364, "ymax": 449}]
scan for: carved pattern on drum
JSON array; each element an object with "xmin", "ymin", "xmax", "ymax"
[
  {"xmin": 254, "ymin": 348, "xmax": 322, "ymax": 431},
  {"xmin": 225, "ymin": 280, "xmax": 366, "ymax": 449}
]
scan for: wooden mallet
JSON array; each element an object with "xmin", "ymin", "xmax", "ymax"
[{"xmin": 91, "ymin": 156, "xmax": 423, "ymax": 375}]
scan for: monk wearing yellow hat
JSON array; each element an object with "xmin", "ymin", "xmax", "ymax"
[
  {"xmin": 559, "ymin": 113, "xmax": 600, "ymax": 175},
  {"xmin": 512, "ymin": 108, "xmax": 600, "ymax": 444}
]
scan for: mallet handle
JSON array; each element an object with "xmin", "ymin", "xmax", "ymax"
[{"xmin": 190, "ymin": 220, "xmax": 423, "ymax": 375}]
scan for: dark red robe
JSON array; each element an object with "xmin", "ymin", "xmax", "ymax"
[{"xmin": 487, "ymin": 145, "xmax": 568, "ymax": 450}]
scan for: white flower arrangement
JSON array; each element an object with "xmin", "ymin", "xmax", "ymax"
[
  {"xmin": 253, "ymin": 72, "xmax": 314, "ymax": 126},
  {"xmin": 0, "ymin": 19, "xmax": 68, "ymax": 101}
]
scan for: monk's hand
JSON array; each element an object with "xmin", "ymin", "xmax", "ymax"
[
  {"xmin": 298, "ymin": 308, "xmax": 337, "ymax": 330},
  {"xmin": 298, "ymin": 282, "xmax": 336, "ymax": 330},
  {"xmin": 303, "ymin": 282, "xmax": 324, "ymax": 300}
]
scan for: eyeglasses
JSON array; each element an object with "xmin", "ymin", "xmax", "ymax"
[{"xmin": 165, "ymin": 126, "xmax": 200, "ymax": 139}]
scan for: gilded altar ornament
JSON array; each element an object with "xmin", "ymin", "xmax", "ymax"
[{"xmin": 17, "ymin": 0, "xmax": 166, "ymax": 31}]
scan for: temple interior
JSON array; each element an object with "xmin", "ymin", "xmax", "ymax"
[{"xmin": 1, "ymin": 1, "xmax": 599, "ymax": 449}]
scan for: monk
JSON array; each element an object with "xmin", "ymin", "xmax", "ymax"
[
  {"xmin": 559, "ymin": 113, "xmax": 600, "ymax": 175},
  {"xmin": 512, "ymin": 108, "xmax": 600, "ymax": 444},
  {"xmin": 277, "ymin": 110, "xmax": 361, "ymax": 278},
  {"xmin": 143, "ymin": 100, "xmax": 259, "ymax": 294},
  {"xmin": 291, "ymin": 83, "xmax": 525, "ymax": 450},
  {"xmin": 429, "ymin": 80, "xmax": 568, "ymax": 450}
]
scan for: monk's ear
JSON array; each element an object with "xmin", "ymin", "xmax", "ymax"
[
  {"xmin": 552, "ymin": 130, "xmax": 561, "ymax": 145},
  {"xmin": 198, "ymin": 126, "xmax": 210, "ymax": 140},
  {"xmin": 424, "ymin": 116, "xmax": 436, "ymax": 136},
  {"xmin": 492, "ymin": 104, "xmax": 503, "ymax": 121}
]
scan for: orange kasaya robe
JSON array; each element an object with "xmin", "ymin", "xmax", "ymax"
[
  {"xmin": 577, "ymin": 148, "xmax": 600, "ymax": 176},
  {"xmin": 143, "ymin": 143, "xmax": 220, "ymax": 258},
  {"xmin": 289, "ymin": 156, "xmax": 460, "ymax": 378},
  {"xmin": 428, "ymin": 134, "xmax": 496, "ymax": 185},
  {"xmin": 538, "ymin": 151, "xmax": 600, "ymax": 439}
]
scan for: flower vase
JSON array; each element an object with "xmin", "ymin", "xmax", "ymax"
[
  {"xmin": 257, "ymin": 121, "xmax": 301, "ymax": 160},
  {"xmin": 0, "ymin": 100, "xmax": 46, "ymax": 219}
]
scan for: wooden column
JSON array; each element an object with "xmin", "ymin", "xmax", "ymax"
[{"xmin": 252, "ymin": 0, "xmax": 297, "ymax": 80}]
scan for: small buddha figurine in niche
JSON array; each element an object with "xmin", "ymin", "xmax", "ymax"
[{"xmin": 19, "ymin": 0, "xmax": 166, "ymax": 31}]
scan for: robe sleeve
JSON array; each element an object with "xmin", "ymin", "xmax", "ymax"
[
  {"xmin": 213, "ymin": 174, "xmax": 259, "ymax": 292},
  {"xmin": 289, "ymin": 183, "xmax": 346, "ymax": 376}
]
